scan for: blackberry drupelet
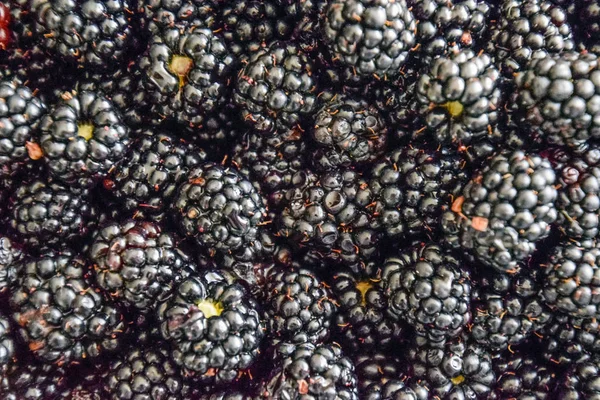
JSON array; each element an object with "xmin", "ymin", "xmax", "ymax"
[
  {"xmin": 89, "ymin": 220, "xmax": 191, "ymax": 312},
  {"xmin": 311, "ymin": 94, "xmax": 387, "ymax": 171},
  {"xmin": 515, "ymin": 51, "xmax": 600, "ymax": 151},
  {"xmin": 104, "ymin": 132, "xmax": 207, "ymax": 222},
  {"xmin": 323, "ymin": 0, "xmax": 416, "ymax": 78},
  {"xmin": 383, "ymin": 242, "xmax": 472, "ymax": 343},
  {"xmin": 490, "ymin": 352, "xmax": 558, "ymax": 400},
  {"xmin": 199, "ymin": 391, "xmax": 253, "ymax": 400},
  {"xmin": 172, "ymin": 162, "xmax": 266, "ymax": 260},
  {"xmin": 369, "ymin": 144, "xmax": 468, "ymax": 241},
  {"xmin": 157, "ymin": 271, "xmax": 264, "ymax": 383},
  {"xmin": 362, "ymin": 380, "xmax": 420, "ymax": 400},
  {"xmin": 9, "ymin": 179, "xmax": 98, "ymax": 252},
  {"xmin": 0, "ymin": 314, "xmax": 14, "ymax": 370},
  {"xmin": 0, "ymin": 78, "xmax": 46, "ymax": 178},
  {"xmin": 256, "ymin": 342, "xmax": 358, "ymax": 399},
  {"xmin": 277, "ymin": 167, "xmax": 381, "ymax": 268},
  {"xmin": 541, "ymin": 241, "xmax": 600, "ymax": 320},
  {"xmin": 443, "ymin": 150, "xmax": 558, "ymax": 273},
  {"xmin": 489, "ymin": 0, "xmax": 574, "ymax": 75},
  {"xmin": 30, "ymin": 0, "xmax": 135, "ymax": 69},
  {"xmin": 0, "ymin": 236, "xmax": 22, "ymax": 293},
  {"xmin": 331, "ymin": 269, "xmax": 408, "ymax": 353},
  {"xmin": 414, "ymin": 49, "xmax": 502, "ymax": 154},
  {"xmin": 139, "ymin": 26, "xmax": 236, "ymax": 131},
  {"xmin": 558, "ymin": 358, "xmax": 600, "ymax": 398},
  {"xmin": 234, "ymin": 41, "xmax": 318, "ymax": 134},
  {"xmin": 0, "ymin": 360, "xmax": 68, "ymax": 400},
  {"xmin": 39, "ymin": 90, "xmax": 130, "ymax": 188},
  {"xmin": 11, "ymin": 252, "xmax": 126, "ymax": 365},
  {"xmin": 263, "ymin": 267, "xmax": 337, "ymax": 345}
]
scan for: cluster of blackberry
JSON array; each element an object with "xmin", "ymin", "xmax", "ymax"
[{"xmin": 1, "ymin": 0, "xmax": 600, "ymax": 398}]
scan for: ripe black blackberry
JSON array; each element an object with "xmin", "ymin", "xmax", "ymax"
[
  {"xmin": 277, "ymin": 167, "xmax": 381, "ymax": 268},
  {"xmin": 263, "ymin": 267, "xmax": 337, "ymax": 345},
  {"xmin": 490, "ymin": 352, "xmax": 558, "ymax": 400},
  {"xmin": 331, "ymin": 269, "xmax": 408, "ymax": 353},
  {"xmin": 413, "ymin": 0, "xmax": 491, "ymax": 60},
  {"xmin": 234, "ymin": 41, "xmax": 318, "ymax": 134},
  {"xmin": 443, "ymin": 150, "xmax": 558, "ymax": 273},
  {"xmin": 9, "ymin": 179, "xmax": 98, "ymax": 252},
  {"xmin": 489, "ymin": 0, "xmax": 574, "ymax": 75},
  {"xmin": 199, "ymin": 391, "xmax": 253, "ymax": 400},
  {"xmin": 0, "ymin": 314, "xmax": 14, "ymax": 370},
  {"xmin": 104, "ymin": 132, "xmax": 207, "ymax": 222},
  {"xmin": 541, "ymin": 241, "xmax": 600, "ymax": 320},
  {"xmin": 156, "ymin": 271, "xmax": 264, "ymax": 383},
  {"xmin": 39, "ymin": 90, "xmax": 131, "ymax": 188},
  {"xmin": 414, "ymin": 49, "xmax": 502, "ymax": 156},
  {"xmin": 256, "ymin": 342, "xmax": 358, "ymax": 399},
  {"xmin": 89, "ymin": 220, "xmax": 191, "ymax": 312},
  {"xmin": 0, "ymin": 78, "xmax": 46, "ymax": 178},
  {"xmin": 354, "ymin": 352, "xmax": 405, "ymax": 395},
  {"xmin": 11, "ymin": 252, "xmax": 126, "ymax": 365},
  {"xmin": 137, "ymin": 0, "xmax": 219, "ymax": 34},
  {"xmin": 469, "ymin": 267, "xmax": 552, "ymax": 352},
  {"xmin": 29, "ymin": 0, "xmax": 135, "ymax": 70},
  {"xmin": 0, "ymin": 236, "xmax": 22, "ymax": 293},
  {"xmin": 323, "ymin": 0, "xmax": 416, "ymax": 78},
  {"xmin": 311, "ymin": 94, "xmax": 387, "ymax": 171},
  {"xmin": 0, "ymin": 359, "xmax": 68, "ymax": 400},
  {"xmin": 558, "ymin": 358, "xmax": 600, "ymax": 398},
  {"xmin": 362, "ymin": 380, "xmax": 420, "ymax": 400},
  {"xmin": 383, "ymin": 242, "xmax": 472, "ymax": 344},
  {"xmin": 139, "ymin": 26, "xmax": 236, "ymax": 131},
  {"xmin": 172, "ymin": 162, "xmax": 266, "ymax": 260},
  {"xmin": 515, "ymin": 51, "xmax": 600, "ymax": 151},
  {"xmin": 369, "ymin": 144, "xmax": 468, "ymax": 241}
]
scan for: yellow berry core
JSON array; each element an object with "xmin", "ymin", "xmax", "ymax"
[
  {"xmin": 77, "ymin": 123, "xmax": 94, "ymax": 141},
  {"xmin": 196, "ymin": 299, "xmax": 224, "ymax": 319},
  {"xmin": 451, "ymin": 375, "xmax": 466, "ymax": 385},
  {"xmin": 444, "ymin": 101, "xmax": 464, "ymax": 118},
  {"xmin": 169, "ymin": 55, "xmax": 194, "ymax": 88},
  {"xmin": 356, "ymin": 281, "xmax": 373, "ymax": 306}
]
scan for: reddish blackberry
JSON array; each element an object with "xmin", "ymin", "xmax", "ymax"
[
  {"xmin": 39, "ymin": 90, "xmax": 131, "ymax": 188},
  {"xmin": 172, "ymin": 163, "xmax": 266, "ymax": 260},
  {"xmin": 277, "ymin": 167, "xmax": 381, "ymax": 268},
  {"xmin": 8, "ymin": 179, "xmax": 98, "ymax": 252},
  {"xmin": 10, "ymin": 252, "xmax": 126, "ymax": 365},
  {"xmin": 156, "ymin": 271, "xmax": 264, "ymax": 383},
  {"xmin": 443, "ymin": 150, "xmax": 558, "ymax": 273},
  {"xmin": 489, "ymin": 0, "xmax": 574, "ymax": 75},
  {"xmin": 0, "ymin": 78, "xmax": 46, "ymax": 178},
  {"xmin": 263, "ymin": 267, "xmax": 337, "ymax": 345},
  {"xmin": 558, "ymin": 358, "xmax": 600, "ymax": 398},
  {"xmin": 234, "ymin": 41, "xmax": 318, "ymax": 134},
  {"xmin": 89, "ymin": 220, "xmax": 191, "ymax": 312},
  {"xmin": 311, "ymin": 94, "xmax": 387, "ymax": 171},
  {"xmin": 383, "ymin": 242, "xmax": 472, "ymax": 344},
  {"xmin": 331, "ymin": 269, "xmax": 408, "ymax": 353},
  {"xmin": 256, "ymin": 342, "xmax": 358, "ymax": 399},
  {"xmin": 369, "ymin": 144, "xmax": 468, "ymax": 241},
  {"xmin": 139, "ymin": 26, "xmax": 236, "ymax": 131},
  {"xmin": 490, "ymin": 352, "xmax": 558, "ymax": 400},
  {"xmin": 104, "ymin": 132, "xmax": 207, "ymax": 222},
  {"xmin": 323, "ymin": 0, "xmax": 416, "ymax": 79},
  {"xmin": 515, "ymin": 51, "xmax": 600, "ymax": 151},
  {"xmin": 0, "ymin": 359, "xmax": 68, "ymax": 400}
]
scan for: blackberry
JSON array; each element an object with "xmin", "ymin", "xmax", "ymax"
[
  {"xmin": 580, "ymin": 0, "xmax": 600, "ymax": 45},
  {"xmin": 414, "ymin": 49, "xmax": 502, "ymax": 155},
  {"xmin": 277, "ymin": 167, "xmax": 381, "ymax": 268},
  {"xmin": 0, "ymin": 236, "xmax": 22, "ymax": 293},
  {"xmin": 139, "ymin": 26, "xmax": 236, "ymax": 131},
  {"xmin": 0, "ymin": 78, "xmax": 46, "ymax": 178},
  {"xmin": 172, "ymin": 162, "xmax": 266, "ymax": 259},
  {"xmin": 199, "ymin": 391, "xmax": 253, "ymax": 400},
  {"xmin": 311, "ymin": 94, "xmax": 387, "ymax": 171},
  {"xmin": 362, "ymin": 380, "xmax": 420, "ymax": 400},
  {"xmin": 354, "ymin": 352, "xmax": 405, "ymax": 395},
  {"xmin": 138, "ymin": 0, "xmax": 218, "ymax": 34},
  {"xmin": 0, "ymin": 360, "xmax": 68, "ymax": 400},
  {"xmin": 0, "ymin": 314, "xmax": 14, "ymax": 370},
  {"xmin": 11, "ymin": 252, "xmax": 126, "ymax": 365},
  {"xmin": 489, "ymin": 0, "xmax": 574, "ymax": 75},
  {"xmin": 331, "ymin": 269, "xmax": 408, "ymax": 353},
  {"xmin": 39, "ymin": 90, "xmax": 131, "ymax": 188},
  {"xmin": 490, "ymin": 352, "xmax": 558, "ymax": 400},
  {"xmin": 369, "ymin": 144, "xmax": 468, "ymax": 241},
  {"xmin": 383, "ymin": 242, "xmax": 472, "ymax": 343},
  {"xmin": 323, "ymin": 0, "xmax": 416, "ymax": 79},
  {"xmin": 263, "ymin": 267, "xmax": 337, "ymax": 345},
  {"xmin": 156, "ymin": 271, "xmax": 264, "ymax": 383},
  {"xmin": 234, "ymin": 41, "xmax": 318, "ymax": 134},
  {"xmin": 104, "ymin": 132, "xmax": 207, "ymax": 222},
  {"xmin": 256, "ymin": 342, "xmax": 358, "ymax": 399},
  {"xmin": 232, "ymin": 129, "xmax": 309, "ymax": 210},
  {"xmin": 515, "ymin": 51, "xmax": 600, "ymax": 151},
  {"xmin": 541, "ymin": 241, "xmax": 600, "ymax": 319},
  {"xmin": 443, "ymin": 150, "xmax": 558, "ymax": 273},
  {"xmin": 9, "ymin": 179, "xmax": 98, "ymax": 252},
  {"xmin": 89, "ymin": 220, "xmax": 191, "ymax": 312},
  {"xmin": 558, "ymin": 358, "xmax": 600, "ymax": 398},
  {"xmin": 30, "ymin": 0, "xmax": 135, "ymax": 70},
  {"xmin": 413, "ymin": 0, "xmax": 491, "ymax": 60}
]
